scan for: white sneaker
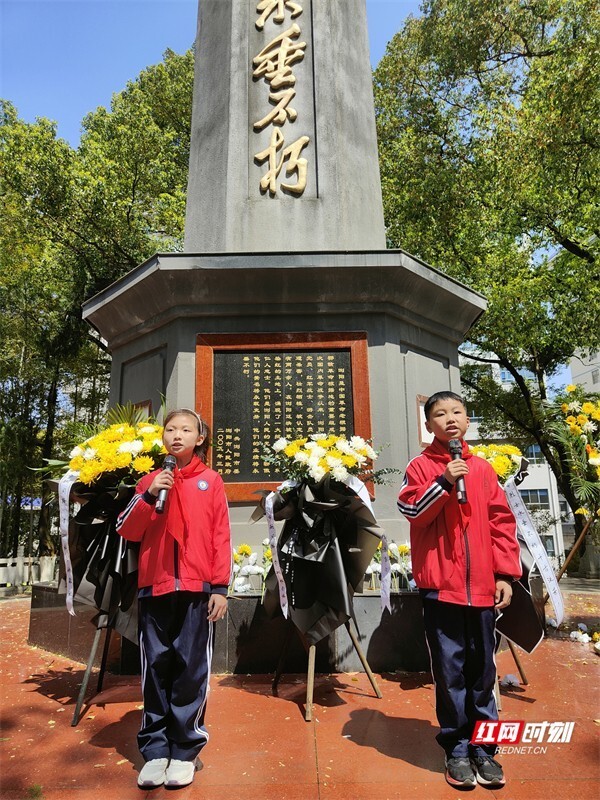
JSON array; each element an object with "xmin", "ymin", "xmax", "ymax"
[
  {"xmin": 164, "ymin": 758, "xmax": 198, "ymax": 787},
  {"xmin": 138, "ymin": 757, "xmax": 169, "ymax": 787}
]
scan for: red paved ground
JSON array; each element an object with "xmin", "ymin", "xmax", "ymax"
[{"xmin": 1, "ymin": 589, "xmax": 599, "ymax": 800}]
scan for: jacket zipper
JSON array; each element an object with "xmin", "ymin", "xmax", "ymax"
[
  {"xmin": 174, "ymin": 540, "xmax": 180, "ymax": 591},
  {"xmin": 462, "ymin": 524, "xmax": 472, "ymax": 605}
]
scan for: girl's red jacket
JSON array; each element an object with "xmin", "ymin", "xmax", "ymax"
[
  {"xmin": 397, "ymin": 438, "xmax": 522, "ymax": 606},
  {"xmin": 116, "ymin": 458, "xmax": 232, "ymax": 597}
]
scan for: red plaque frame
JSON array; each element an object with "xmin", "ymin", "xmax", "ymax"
[{"xmin": 195, "ymin": 332, "xmax": 372, "ymax": 502}]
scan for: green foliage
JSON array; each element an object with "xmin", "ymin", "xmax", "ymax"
[
  {"xmin": 375, "ymin": 0, "xmax": 600, "ymax": 519},
  {"xmin": 0, "ymin": 49, "xmax": 194, "ymax": 555}
]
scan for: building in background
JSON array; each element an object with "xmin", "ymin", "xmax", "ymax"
[{"xmin": 570, "ymin": 351, "xmax": 600, "ymax": 393}]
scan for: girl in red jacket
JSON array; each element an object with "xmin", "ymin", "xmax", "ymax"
[
  {"xmin": 117, "ymin": 409, "xmax": 232, "ymax": 789},
  {"xmin": 398, "ymin": 392, "xmax": 521, "ymax": 790}
]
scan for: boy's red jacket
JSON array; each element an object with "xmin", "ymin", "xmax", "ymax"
[
  {"xmin": 116, "ymin": 457, "xmax": 232, "ymax": 596},
  {"xmin": 397, "ymin": 438, "xmax": 522, "ymax": 606}
]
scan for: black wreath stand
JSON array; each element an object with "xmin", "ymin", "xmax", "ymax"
[{"xmin": 256, "ymin": 477, "xmax": 384, "ymax": 720}]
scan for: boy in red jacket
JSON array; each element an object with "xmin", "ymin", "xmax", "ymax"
[
  {"xmin": 117, "ymin": 409, "xmax": 232, "ymax": 789},
  {"xmin": 398, "ymin": 391, "xmax": 521, "ymax": 789}
]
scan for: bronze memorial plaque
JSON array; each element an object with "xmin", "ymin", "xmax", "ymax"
[{"xmin": 196, "ymin": 333, "xmax": 371, "ymax": 502}]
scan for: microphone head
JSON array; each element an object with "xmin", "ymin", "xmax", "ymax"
[
  {"xmin": 163, "ymin": 455, "xmax": 177, "ymax": 470},
  {"xmin": 448, "ymin": 439, "xmax": 462, "ymax": 456}
]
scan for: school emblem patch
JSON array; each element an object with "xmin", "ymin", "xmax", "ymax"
[{"xmin": 197, "ymin": 479, "xmax": 209, "ymax": 491}]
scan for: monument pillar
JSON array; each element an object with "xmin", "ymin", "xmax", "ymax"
[{"xmin": 185, "ymin": 0, "xmax": 386, "ymax": 252}]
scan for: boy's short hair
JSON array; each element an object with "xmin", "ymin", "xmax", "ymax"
[{"xmin": 424, "ymin": 391, "xmax": 466, "ymax": 421}]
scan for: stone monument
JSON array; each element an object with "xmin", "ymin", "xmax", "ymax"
[{"xmin": 82, "ymin": 0, "xmax": 486, "ymax": 545}]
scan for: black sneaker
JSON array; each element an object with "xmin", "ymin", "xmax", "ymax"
[
  {"xmin": 470, "ymin": 755, "xmax": 506, "ymax": 786},
  {"xmin": 445, "ymin": 756, "xmax": 476, "ymax": 789}
]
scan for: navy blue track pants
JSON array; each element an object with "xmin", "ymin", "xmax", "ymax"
[
  {"xmin": 422, "ymin": 596, "xmax": 498, "ymax": 759},
  {"xmin": 138, "ymin": 592, "xmax": 213, "ymax": 762}
]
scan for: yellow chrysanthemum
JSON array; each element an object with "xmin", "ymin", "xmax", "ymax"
[
  {"xmin": 263, "ymin": 547, "xmax": 272, "ymax": 561},
  {"xmin": 237, "ymin": 543, "xmax": 253, "ymax": 558},
  {"xmin": 581, "ymin": 402, "xmax": 595, "ymax": 415},
  {"xmin": 326, "ymin": 448, "xmax": 343, "ymax": 460},
  {"xmin": 78, "ymin": 461, "xmax": 104, "ymax": 484},
  {"xmin": 566, "ymin": 384, "xmax": 576, "ymax": 393},
  {"xmin": 69, "ymin": 455, "xmax": 85, "ymax": 471},
  {"xmin": 490, "ymin": 455, "xmax": 512, "ymax": 477},
  {"xmin": 398, "ymin": 544, "xmax": 410, "ymax": 556},
  {"xmin": 132, "ymin": 455, "xmax": 155, "ymax": 474},
  {"xmin": 341, "ymin": 455, "xmax": 358, "ymax": 468},
  {"xmin": 284, "ymin": 442, "xmax": 301, "ymax": 457}
]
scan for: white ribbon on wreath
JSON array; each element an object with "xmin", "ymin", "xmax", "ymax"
[
  {"xmin": 503, "ymin": 466, "xmax": 564, "ymax": 626},
  {"xmin": 58, "ymin": 471, "xmax": 79, "ymax": 616}
]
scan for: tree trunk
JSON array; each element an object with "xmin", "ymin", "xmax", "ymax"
[{"xmin": 37, "ymin": 364, "xmax": 60, "ymax": 556}]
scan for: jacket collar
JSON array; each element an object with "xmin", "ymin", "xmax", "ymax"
[{"xmin": 423, "ymin": 437, "xmax": 472, "ymax": 463}]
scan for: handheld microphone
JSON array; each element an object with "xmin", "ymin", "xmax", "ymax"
[
  {"xmin": 448, "ymin": 439, "xmax": 468, "ymax": 505},
  {"xmin": 155, "ymin": 455, "xmax": 177, "ymax": 514}
]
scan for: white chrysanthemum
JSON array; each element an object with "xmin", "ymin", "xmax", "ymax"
[
  {"xmin": 582, "ymin": 421, "xmax": 597, "ymax": 434},
  {"xmin": 294, "ymin": 451, "xmax": 310, "ymax": 463},
  {"xmin": 371, "ymin": 562, "xmax": 381, "ymax": 574},
  {"xmin": 567, "ymin": 401, "xmax": 582, "ymax": 412},
  {"xmin": 138, "ymin": 425, "xmax": 156, "ymax": 435},
  {"xmin": 273, "ymin": 437, "xmax": 288, "ymax": 451},
  {"xmin": 326, "ymin": 455, "xmax": 342, "ymax": 468},
  {"xmin": 388, "ymin": 542, "xmax": 400, "ymax": 558},
  {"xmin": 332, "ymin": 465, "xmax": 349, "ymax": 482},
  {"xmin": 336, "ymin": 439, "xmax": 353, "ymax": 455},
  {"xmin": 248, "ymin": 552, "xmax": 258, "ymax": 566},
  {"xmin": 311, "ymin": 445, "xmax": 326, "ymax": 458},
  {"xmin": 262, "ymin": 538, "xmax": 270, "ymax": 547},
  {"xmin": 70, "ymin": 446, "xmax": 84, "ymax": 458},
  {"xmin": 304, "ymin": 440, "xmax": 319, "ymax": 450},
  {"xmin": 118, "ymin": 440, "xmax": 144, "ymax": 454},
  {"xmin": 152, "ymin": 438, "xmax": 163, "ymax": 449},
  {"xmin": 308, "ymin": 465, "xmax": 326, "ymax": 482},
  {"xmin": 310, "ymin": 433, "xmax": 327, "ymax": 440},
  {"xmin": 350, "ymin": 435, "xmax": 366, "ymax": 450},
  {"xmin": 364, "ymin": 444, "xmax": 377, "ymax": 460},
  {"xmin": 83, "ymin": 448, "xmax": 97, "ymax": 460}
]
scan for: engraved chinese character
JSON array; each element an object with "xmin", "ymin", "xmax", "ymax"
[
  {"xmin": 255, "ymin": 128, "xmax": 310, "ymax": 195},
  {"xmin": 253, "ymin": 24, "xmax": 306, "ymax": 90},
  {"xmin": 254, "ymin": 88, "xmax": 298, "ymax": 130},
  {"xmin": 256, "ymin": 0, "xmax": 303, "ymax": 30}
]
